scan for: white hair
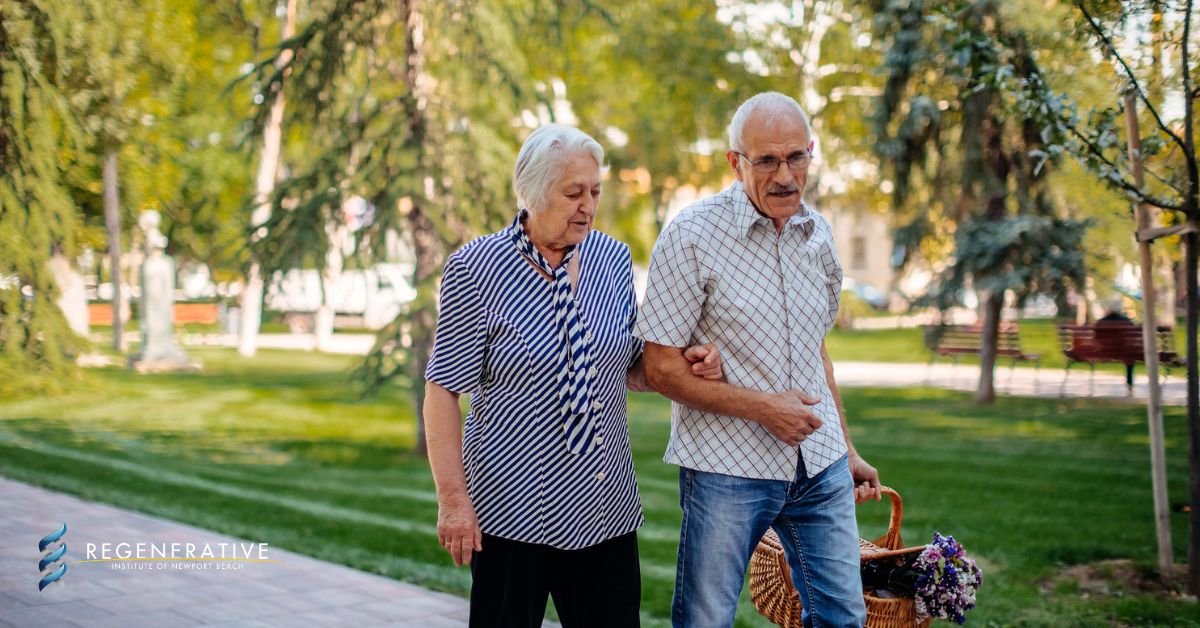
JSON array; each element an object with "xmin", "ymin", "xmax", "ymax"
[
  {"xmin": 727, "ymin": 92, "xmax": 812, "ymax": 152},
  {"xmin": 513, "ymin": 124, "xmax": 607, "ymax": 213}
]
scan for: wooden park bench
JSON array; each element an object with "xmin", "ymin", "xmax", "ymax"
[
  {"xmin": 87, "ymin": 302, "xmax": 219, "ymax": 326},
  {"xmin": 922, "ymin": 322, "xmax": 1041, "ymax": 369},
  {"xmin": 1057, "ymin": 322, "xmax": 1185, "ymax": 391},
  {"xmin": 173, "ymin": 302, "xmax": 219, "ymax": 325}
]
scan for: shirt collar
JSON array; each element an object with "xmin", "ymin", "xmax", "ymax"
[
  {"xmin": 729, "ymin": 181, "xmax": 815, "ymax": 240},
  {"xmin": 507, "ymin": 209, "xmax": 527, "ymax": 239},
  {"xmin": 508, "ymin": 209, "xmax": 576, "ymax": 273}
]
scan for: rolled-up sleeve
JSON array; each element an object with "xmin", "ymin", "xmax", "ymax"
[
  {"xmin": 634, "ymin": 220, "xmax": 705, "ymax": 348},
  {"xmin": 424, "ymin": 256, "xmax": 487, "ymax": 394}
]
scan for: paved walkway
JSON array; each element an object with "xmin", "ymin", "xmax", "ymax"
[
  {"xmin": 834, "ymin": 361, "xmax": 1189, "ymax": 405},
  {"xmin": 0, "ymin": 478, "xmax": 541, "ymax": 628}
]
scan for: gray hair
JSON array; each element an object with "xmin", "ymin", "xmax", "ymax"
[
  {"xmin": 513, "ymin": 124, "xmax": 606, "ymax": 213},
  {"xmin": 727, "ymin": 92, "xmax": 812, "ymax": 152}
]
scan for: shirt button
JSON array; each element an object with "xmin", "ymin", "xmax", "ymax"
[
  {"xmin": 588, "ymin": 367, "xmax": 597, "ymax": 377},
  {"xmin": 595, "ymin": 436, "xmax": 604, "ymax": 445},
  {"xmin": 585, "ymin": 331, "xmax": 592, "ymax": 341},
  {"xmin": 595, "ymin": 471, "xmax": 606, "ymax": 481},
  {"xmin": 592, "ymin": 400, "xmax": 603, "ymax": 411}
]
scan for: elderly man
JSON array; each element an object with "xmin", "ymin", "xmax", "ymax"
[{"xmin": 637, "ymin": 92, "xmax": 882, "ymax": 628}]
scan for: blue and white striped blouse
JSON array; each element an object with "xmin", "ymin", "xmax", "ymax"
[{"xmin": 424, "ymin": 217, "xmax": 645, "ymax": 550}]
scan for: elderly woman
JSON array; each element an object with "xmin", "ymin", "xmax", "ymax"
[{"xmin": 423, "ymin": 124, "xmax": 721, "ymax": 627}]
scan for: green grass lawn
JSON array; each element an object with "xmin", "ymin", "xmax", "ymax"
[
  {"xmin": 1, "ymin": 348, "xmax": 1196, "ymax": 626},
  {"xmin": 826, "ymin": 318, "xmax": 1194, "ymax": 377}
]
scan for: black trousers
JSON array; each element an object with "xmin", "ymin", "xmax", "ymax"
[{"xmin": 468, "ymin": 530, "xmax": 640, "ymax": 628}]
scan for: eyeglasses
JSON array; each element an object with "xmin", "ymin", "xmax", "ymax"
[{"xmin": 734, "ymin": 151, "xmax": 813, "ymax": 174}]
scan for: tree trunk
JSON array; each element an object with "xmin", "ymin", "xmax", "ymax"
[
  {"xmin": 1162, "ymin": 259, "xmax": 1179, "ymax": 327},
  {"xmin": 48, "ymin": 255, "xmax": 89, "ymax": 339},
  {"xmin": 962, "ymin": 1, "xmax": 1008, "ymax": 405},
  {"xmin": 1187, "ymin": 229, "xmax": 1199, "ymax": 593},
  {"xmin": 103, "ymin": 150, "xmax": 126, "ymax": 353},
  {"xmin": 974, "ymin": 290, "xmax": 1002, "ymax": 404},
  {"xmin": 1181, "ymin": 0, "xmax": 1199, "ymax": 596},
  {"xmin": 401, "ymin": 0, "xmax": 436, "ymax": 456},
  {"xmin": 409, "ymin": 207, "xmax": 441, "ymax": 457},
  {"xmin": 315, "ymin": 221, "xmax": 345, "ymax": 352},
  {"xmin": 238, "ymin": 0, "xmax": 297, "ymax": 358},
  {"xmin": 1173, "ymin": 259, "xmax": 1186, "ymax": 322}
]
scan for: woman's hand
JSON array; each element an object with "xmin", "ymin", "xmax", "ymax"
[
  {"xmin": 437, "ymin": 495, "xmax": 482, "ymax": 566},
  {"xmin": 683, "ymin": 343, "xmax": 724, "ymax": 381}
]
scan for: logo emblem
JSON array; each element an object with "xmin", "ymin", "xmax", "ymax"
[{"xmin": 38, "ymin": 523, "xmax": 67, "ymax": 591}]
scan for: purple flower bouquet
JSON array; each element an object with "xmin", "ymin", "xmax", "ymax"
[
  {"xmin": 861, "ymin": 532, "xmax": 983, "ymax": 624},
  {"xmin": 911, "ymin": 532, "xmax": 983, "ymax": 624}
]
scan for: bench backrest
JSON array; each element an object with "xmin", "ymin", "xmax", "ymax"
[
  {"xmin": 1057, "ymin": 322, "xmax": 1174, "ymax": 364},
  {"xmin": 923, "ymin": 323, "xmax": 1023, "ymax": 352}
]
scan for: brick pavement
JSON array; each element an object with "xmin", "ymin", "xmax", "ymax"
[{"xmin": 0, "ymin": 477, "xmax": 556, "ymax": 627}]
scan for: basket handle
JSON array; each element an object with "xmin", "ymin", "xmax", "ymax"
[{"xmin": 868, "ymin": 486, "xmax": 905, "ymax": 551}]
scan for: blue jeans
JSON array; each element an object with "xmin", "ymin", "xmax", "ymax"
[{"xmin": 672, "ymin": 455, "xmax": 866, "ymax": 628}]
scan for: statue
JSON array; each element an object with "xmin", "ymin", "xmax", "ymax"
[{"xmin": 129, "ymin": 210, "xmax": 198, "ymax": 372}]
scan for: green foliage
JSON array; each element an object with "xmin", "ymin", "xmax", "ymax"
[
  {"xmin": 0, "ymin": 0, "xmax": 88, "ymax": 394},
  {"xmin": 243, "ymin": 0, "xmax": 526, "ymax": 276},
  {"xmin": 921, "ymin": 215, "xmax": 1090, "ymax": 309},
  {"xmin": 13, "ymin": 0, "xmax": 255, "ymax": 288},
  {"xmin": 521, "ymin": 0, "xmax": 755, "ymax": 258},
  {"xmin": 2, "ymin": 0, "xmax": 262, "ymax": 391},
  {"xmin": 986, "ymin": 0, "xmax": 1196, "ymax": 220},
  {"xmin": 241, "ymin": 0, "xmax": 766, "ymax": 395},
  {"xmin": 240, "ymin": 0, "xmax": 540, "ymax": 401},
  {"xmin": 872, "ymin": 0, "xmax": 1091, "ymax": 309}
]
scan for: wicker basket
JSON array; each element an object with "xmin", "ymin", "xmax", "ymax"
[{"xmin": 748, "ymin": 486, "xmax": 930, "ymax": 628}]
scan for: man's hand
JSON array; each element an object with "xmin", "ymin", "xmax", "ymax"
[
  {"xmin": 682, "ymin": 343, "xmax": 724, "ymax": 381},
  {"xmin": 437, "ymin": 496, "xmax": 482, "ymax": 566},
  {"xmin": 848, "ymin": 453, "xmax": 882, "ymax": 504},
  {"xmin": 756, "ymin": 389, "xmax": 823, "ymax": 447}
]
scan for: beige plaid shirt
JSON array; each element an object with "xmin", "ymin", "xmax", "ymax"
[{"xmin": 635, "ymin": 182, "xmax": 846, "ymax": 481}]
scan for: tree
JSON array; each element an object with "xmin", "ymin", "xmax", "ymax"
[
  {"xmin": 60, "ymin": 0, "xmax": 259, "ymax": 294},
  {"xmin": 239, "ymin": 0, "xmax": 297, "ymax": 358},
  {"xmin": 716, "ymin": 1, "xmax": 888, "ymax": 217},
  {"xmin": 0, "ymin": 0, "xmax": 88, "ymax": 395},
  {"xmin": 515, "ymin": 0, "xmax": 754, "ymax": 258},
  {"xmin": 992, "ymin": 0, "xmax": 1199, "ymax": 592},
  {"xmin": 67, "ymin": 0, "xmax": 192, "ymax": 353},
  {"xmin": 143, "ymin": 1, "xmax": 258, "ymax": 286},
  {"xmin": 243, "ymin": 0, "xmax": 532, "ymax": 453},
  {"xmin": 872, "ymin": 0, "xmax": 1090, "ymax": 403}
]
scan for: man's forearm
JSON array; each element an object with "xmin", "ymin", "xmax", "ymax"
[{"xmin": 643, "ymin": 343, "xmax": 770, "ymax": 421}]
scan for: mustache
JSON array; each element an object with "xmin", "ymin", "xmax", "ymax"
[{"xmin": 767, "ymin": 184, "xmax": 800, "ymax": 194}]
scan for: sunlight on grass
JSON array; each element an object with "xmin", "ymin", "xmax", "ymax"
[{"xmin": 1, "ymin": 347, "xmax": 1197, "ymax": 627}]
